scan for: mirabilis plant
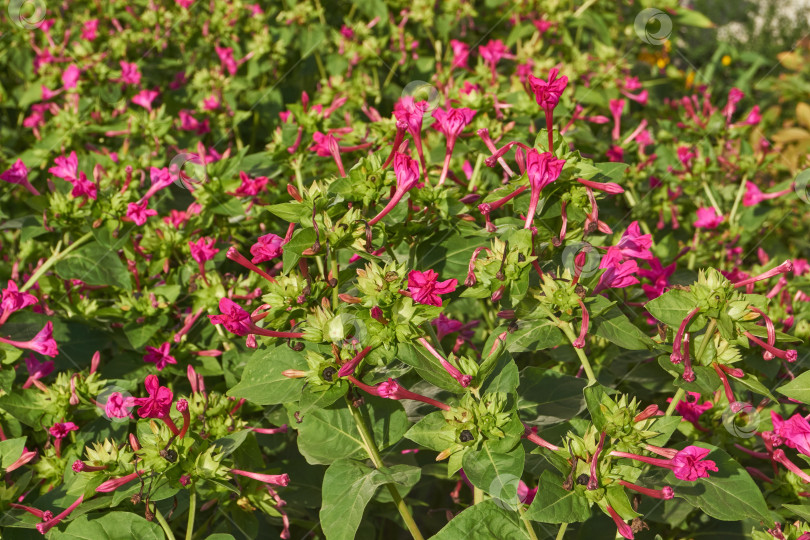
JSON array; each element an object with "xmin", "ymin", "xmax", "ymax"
[{"xmin": 2, "ymin": 0, "xmax": 810, "ymax": 539}]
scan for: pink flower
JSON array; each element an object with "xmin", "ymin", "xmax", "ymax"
[
  {"xmin": 1, "ymin": 280, "xmax": 37, "ymax": 318},
  {"xmin": 1, "ymin": 159, "xmax": 40, "ymax": 195},
  {"xmin": 609, "ymin": 99, "xmax": 624, "ymax": 141},
  {"xmin": 118, "ymin": 61, "xmax": 141, "ymax": 86},
  {"xmin": 393, "ymin": 96, "xmax": 429, "ymax": 140},
  {"xmin": 215, "ymin": 46, "xmax": 238, "ymax": 75},
  {"xmin": 393, "ymin": 152, "xmax": 420, "ymax": 191},
  {"xmin": 528, "ymin": 68, "xmax": 568, "ymax": 112},
  {"xmin": 250, "ymin": 234, "xmax": 284, "ymax": 264},
  {"xmin": 742, "ymin": 181, "xmax": 792, "ymax": 207},
  {"xmin": 594, "ymin": 247, "xmax": 639, "ymax": 294},
  {"xmin": 178, "ymin": 110, "xmax": 209, "ymax": 135},
  {"xmin": 524, "ymin": 150, "xmax": 565, "ymax": 229},
  {"xmin": 62, "ymin": 65, "xmax": 80, "ymax": 89},
  {"xmin": 189, "ymin": 237, "xmax": 219, "ymax": 263},
  {"xmin": 209, "ymin": 297, "xmax": 252, "ymax": 336},
  {"xmin": 432, "ymin": 106, "xmax": 476, "ymax": 147},
  {"xmin": 233, "ymin": 171, "xmax": 269, "ymax": 197},
  {"xmin": 617, "ymin": 221, "xmax": 653, "ymax": 260},
  {"xmin": 49, "ymin": 151, "xmax": 78, "ymax": 181},
  {"xmin": 126, "ymin": 200, "xmax": 157, "ymax": 226},
  {"xmin": 24, "ymin": 354, "xmax": 54, "ymax": 387},
  {"xmin": 669, "ymin": 391, "xmax": 712, "ymax": 426},
  {"xmin": 81, "ymin": 19, "xmax": 98, "ymax": 41},
  {"xmin": 104, "ymin": 391, "xmax": 133, "ymax": 419},
  {"xmin": 230, "ymin": 469, "xmax": 290, "ymax": 486},
  {"xmin": 0, "ymin": 321, "xmax": 58, "ymax": 357},
  {"xmin": 449, "ymin": 39, "xmax": 469, "ymax": 70},
  {"xmin": 202, "ymin": 95, "xmax": 220, "ymax": 111},
  {"xmin": 517, "ymin": 481, "xmax": 537, "ymax": 504},
  {"xmin": 70, "ymin": 172, "xmax": 97, "ymax": 200},
  {"xmin": 772, "ymin": 412, "xmax": 810, "ymax": 456},
  {"xmin": 677, "ymin": 146, "xmax": 695, "ymax": 170},
  {"xmin": 694, "ymin": 207, "xmax": 723, "ymax": 229},
  {"xmin": 407, "ymin": 269, "xmax": 457, "ymax": 306},
  {"xmin": 133, "ymin": 375, "xmax": 174, "ymax": 419},
  {"xmin": 132, "ymin": 89, "xmax": 159, "ymax": 111},
  {"xmin": 49, "ymin": 422, "xmax": 78, "ymax": 439},
  {"xmin": 479, "ymin": 39, "xmax": 511, "ymax": 75},
  {"xmin": 670, "ymin": 446, "xmax": 718, "ymax": 481},
  {"xmin": 143, "ymin": 342, "xmax": 177, "ymax": 371},
  {"xmin": 741, "ymin": 105, "xmax": 761, "ymax": 125}
]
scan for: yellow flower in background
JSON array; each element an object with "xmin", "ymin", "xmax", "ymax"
[
  {"xmin": 722, "ymin": 55, "xmax": 731, "ymax": 66},
  {"xmin": 685, "ymin": 70, "xmax": 696, "ymax": 89}
]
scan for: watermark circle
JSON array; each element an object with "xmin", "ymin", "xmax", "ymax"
[
  {"xmin": 96, "ymin": 385, "xmax": 135, "ymax": 423},
  {"xmin": 488, "ymin": 473, "xmax": 521, "ymax": 511},
  {"xmin": 721, "ymin": 401, "xmax": 760, "ymax": 438},
  {"xmin": 634, "ymin": 8, "xmax": 673, "ymax": 46},
  {"xmin": 401, "ymin": 80, "xmax": 440, "ymax": 116},
  {"xmin": 561, "ymin": 242, "xmax": 602, "ymax": 279},
  {"xmin": 794, "ymin": 168, "xmax": 810, "ymax": 204},
  {"xmin": 170, "ymin": 153, "xmax": 207, "ymax": 190},
  {"xmin": 8, "ymin": 0, "xmax": 46, "ymax": 29}
]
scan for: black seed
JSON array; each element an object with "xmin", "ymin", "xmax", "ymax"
[
  {"xmin": 459, "ymin": 430, "xmax": 474, "ymax": 443},
  {"xmin": 576, "ymin": 474, "xmax": 589, "ymax": 485},
  {"xmin": 161, "ymin": 449, "xmax": 178, "ymax": 463},
  {"xmin": 322, "ymin": 366, "xmax": 337, "ymax": 382},
  {"xmin": 518, "ymin": 253, "xmax": 526, "ymax": 262}
]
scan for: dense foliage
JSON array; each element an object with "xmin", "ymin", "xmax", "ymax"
[{"xmin": 2, "ymin": 0, "xmax": 810, "ymax": 538}]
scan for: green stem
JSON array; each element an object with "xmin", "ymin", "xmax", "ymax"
[
  {"xmin": 518, "ymin": 505, "xmax": 539, "ymax": 540},
  {"xmin": 702, "ymin": 180, "xmax": 723, "ymax": 215},
  {"xmin": 728, "ymin": 174, "xmax": 748, "ymax": 225},
  {"xmin": 346, "ymin": 398, "xmax": 424, "ymax": 540},
  {"xmin": 154, "ymin": 507, "xmax": 177, "ymax": 540},
  {"xmin": 665, "ymin": 318, "xmax": 716, "ymax": 416},
  {"xmin": 185, "ymin": 488, "xmax": 196, "ymax": 540},
  {"xmin": 473, "ymin": 486, "xmax": 484, "ymax": 505},
  {"xmin": 468, "ymin": 154, "xmax": 485, "ymax": 192},
  {"xmin": 293, "ymin": 159, "xmax": 305, "ymax": 195},
  {"xmin": 22, "ymin": 232, "xmax": 92, "ymax": 292},
  {"xmin": 558, "ymin": 318, "xmax": 596, "ymax": 384},
  {"xmin": 555, "ymin": 522, "xmax": 568, "ymax": 540},
  {"xmin": 329, "ymin": 247, "xmax": 339, "ymax": 307}
]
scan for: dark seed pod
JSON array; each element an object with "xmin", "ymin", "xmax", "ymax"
[
  {"xmin": 322, "ymin": 366, "xmax": 337, "ymax": 382},
  {"xmin": 576, "ymin": 474, "xmax": 589, "ymax": 485},
  {"xmin": 518, "ymin": 253, "xmax": 526, "ymax": 262},
  {"xmin": 161, "ymin": 449, "xmax": 178, "ymax": 463},
  {"xmin": 459, "ymin": 429, "xmax": 474, "ymax": 443}
]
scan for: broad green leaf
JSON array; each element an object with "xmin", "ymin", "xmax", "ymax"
[
  {"xmin": 123, "ymin": 315, "xmax": 167, "ymax": 350},
  {"xmin": 462, "ymin": 444, "xmax": 524, "ymax": 506},
  {"xmin": 398, "ymin": 344, "xmax": 461, "ymax": 392},
  {"xmin": 517, "ymin": 368, "xmax": 587, "ymax": 426},
  {"xmin": 777, "ymin": 371, "xmax": 810, "ymax": 404},
  {"xmin": 431, "ymin": 500, "xmax": 530, "ymax": 540},
  {"xmin": 645, "ymin": 289, "xmax": 700, "ymax": 328},
  {"xmin": 404, "ymin": 411, "xmax": 456, "ymax": 452},
  {"xmin": 58, "ymin": 511, "xmax": 164, "ymax": 539},
  {"xmin": 667, "ymin": 443, "xmax": 771, "ymax": 523},
  {"xmin": 320, "ymin": 460, "xmax": 420, "ymax": 540},
  {"xmin": 227, "ymin": 346, "xmax": 308, "ymax": 405},
  {"xmin": 0, "ymin": 437, "xmax": 26, "ymax": 469},
  {"xmin": 54, "ymin": 242, "xmax": 131, "ymax": 290},
  {"xmin": 505, "ymin": 323, "xmax": 564, "ymax": 353},
  {"xmin": 290, "ymin": 397, "xmax": 409, "ymax": 465},
  {"xmin": 282, "ymin": 228, "xmax": 317, "ymax": 274},
  {"xmin": 414, "ymin": 229, "xmax": 487, "ymax": 283},
  {"xmin": 592, "ymin": 305, "xmax": 654, "ymax": 350},
  {"xmin": 525, "ymin": 470, "xmax": 591, "ymax": 524}
]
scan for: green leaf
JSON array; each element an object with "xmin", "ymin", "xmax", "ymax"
[
  {"xmin": 58, "ymin": 511, "xmax": 164, "ymax": 539},
  {"xmin": 505, "ymin": 323, "xmax": 564, "ymax": 353},
  {"xmin": 290, "ymin": 397, "xmax": 409, "ymax": 465},
  {"xmin": 227, "ymin": 346, "xmax": 308, "ymax": 405},
  {"xmin": 517, "ymin": 368, "xmax": 587, "ymax": 426},
  {"xmin": 54, "ymin": 242, "xmax": 132, "ymax": 290},
  {"xmin": 645, "ymin": 290, "xmax": 699, "ymax": 328},
  {"xmin": 777, "ymin": 371, "xmax": 810, "ymax": 404},
  {"xmin": 431, "ymin": 500, "xmax": 530, "ymax": 540},
  {"xmin": 266, "ymin": 202, "xmax": 307, "ymax": 223},
  {"xmin": 667, "ymin": 443, "xmax": 771, "ymax": 523},
  {"xmin": 404, "ymin": 411, "xmax": 456, "ymax": 452},
  {"xmin": 783, "ymin": 504, "xmax": 810, "ymax": 521},
  {"xmin": 397, "ymin": 344, "xmax": 461, "ymax": 392},
  {"xmin": 462, "ymin": 444, "xmax": 524, "ymax": 505},
  {"xmin": 592, "ymin": 305, "xmax": 654, "ymax": 350},
  {"xmin": 583, "ymin": 384, "xmax": 613, "ymax": 431},
  {"xmin": 320, "ymin": 460, "xmax": 420, "ymax": 540},
  {"xmin": 525, "ymin": 470, "xmax": 591, "ymax": 524},
  {"xmin": 0, "ymin": 437, "xmax": 26, "ymax": 469},
  {"xmin": 282, "ymin": 228, "xmax": 317, "ymax": 274},
  {"xmin": 123, "ymin": 315, "xmax": 168, "ymax": 349}
]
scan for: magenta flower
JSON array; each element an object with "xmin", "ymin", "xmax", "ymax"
[
  {"xmin": 609, "ymin": 99, "xmax": 625, "ymax": 141},
  {"xmin": 202, "ymin": 95, "xmax": 220, "ymax": 111},
  {"xmin": 616, "ymin": 221, "xmax": 653, "ymax": 260},
  {"xmin": 449, "ymin": 39, "xmax": 469, "ymax": 70},
  {"xmin": 669, "ymin": 392, "xmax": 712, "ymax": 429},
  {"xmin": 368, "ymin": 152, "xmax": 421, "ymax": 226},
  {"xmin": 49, "ymin": 422, "xmax": 78, "ymax": 439},
  {"xmin": 250, "ymin": 234, "xmax": 285, "ymax": 263},
  {"xmin": 1, "ymin": 159, "xmax": 40, "ymax": 195},
  {"xmin": 1, "ymin": 280, "xmax": 37, "ymax": 322},
  {"xmin": 594, "ymin": 247, "xmax": 639, "ymax": 294},
  {"xmin": 104, "ymin": 391, "xmax": 133, "ymax": 419},
  {"xmin": 132, "ymin": 89, "xmax": 159, "ymax": 111},
  {"xmin": 208, "ymin": 297, "xmax": 252, "ymax": 336},
  {"xmin": 407, "ymin": 269, "xmax": 457, "ymax": 307},
  {"xmin": 143, "ymin": 342, "xmax": 177, "ymax": 371},
  {"xmin": 607, "ymin": 505, "xmax": 634, "ymax": 540},
  {"xmin": 36, "ymin": 495, "xmax": 84, "ymax": 535},
  {"xmin": 349, "ymin": 375, "xmax": 451, "ymax": 410},
  {"xmin": 81, "ymin": 19, "xmax": 98, "ymax": 41},
  {"xmin": 722, "ymin": 87, "xmax": 744, "ymax": 122},
  {"xmin": 233, "ymin": 171, "xmax": 269, "ymax": 197},
  {"xmin": 742, "ymin": 181, "xmax": 793, "ymax": 207},
  {"xmin": 23, "ymin": 354, "xmax": 54, "ymax": 388},
  {"xmin": 693, "ymin": 207, "xmax": 723, "ymax": 229},
  {"xmin": 393, "ymin": 97, "xmax": 430, "ymax": 174},
  {"xmin": 179, "ymin": 110, "xmax": 209, "ymax": 135},
  {"xmin": 118, "ymin": 61, "xmax": 141, "ymax": 86},
  {"xmin": 126, "ymin": 200, "xmax": 158, "ymax": 226},
  {"xmin": 677, "ymin": 146, "xmax": 696, "ymax": 170},
  {"xmin": 433, "ymin": 106, "xmax": 477, "ymax": 185},
  {"xmin": 49, "ymin": 151, "xmax": 78, "ymax": 181},
  {"xmin": 62, "ymin": 64, "xmax": 80, "ymax": 89},
  {"xmin": 529, "ymin": 67, "xmax": 568, "ymax": 150},
  {"xmin": 70, "ymin": 172, "xmax": 97, "ymax": 200},
  {"xmin": 524, "ymin": 149, "xmax": 565, "ymax": 229},
  {"xmin": 771, "ymin": 412, "xmax": 810, "ymax": 455},
  {"xmin": 231, "ymin": 469, "xmax": 289, "ymax": 486},
  {"xmin": 517, "ymin": 481, "xmax": 537, "ymax": 505},
  {"xmin": 133, "ymin": 375, "xmax": 174, "ymax": 419},
  {"xmin": 215, "ymin": 46, "xmax": 238, "ymax": 75},
  {"xmin": 142, "ymin": 166, "xmax": 175, "ymax": 200},
  {"xmin": 0, "ymin": 321, "xmax": 58, "ymax": 357},
  {"xmin": 670, "ymin": 446, "xmax": 719, "ymax": 481},
  {"xmin": 96, "ymin": 471, "xmax": 145, "ymax": 493},
  {"xmin": 189, "ymin": 237, "xmax": 219, "ymax": 264},
  {"xmin": 479, "ymin": 39, "xmax": 512, "ymax": 80}
]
